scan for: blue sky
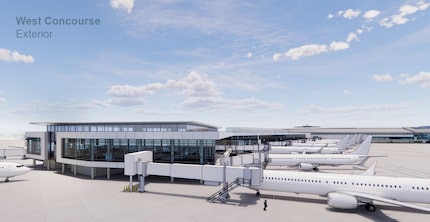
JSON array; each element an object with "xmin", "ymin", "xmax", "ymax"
[{"xmin": 1, "ymin": 0, "xmax": 430, "ymax": 135}]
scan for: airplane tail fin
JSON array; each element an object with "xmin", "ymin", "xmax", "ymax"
[
  {"xmin": 335, "ymin": 135, "xmax": 350, "ymax": 148},
  {"xmin": 315, "ymin": 146, "xmax": 325, "ymax": 154},
  {"xmin": 361, "ymin": 161, "xmax": 377, "ymax": 176},
  {"xmin": 350, "ymin": 135, "xmax": 372, "ymax": 155}
]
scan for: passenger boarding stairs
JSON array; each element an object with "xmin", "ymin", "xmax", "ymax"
[{"xmin": 207, "ymin": 178, "xmax": 251, "ymax": 203}]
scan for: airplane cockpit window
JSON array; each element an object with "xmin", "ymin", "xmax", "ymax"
[{"xmin": 16, "ymin": 164, "xmax": 25, "ymax": 168}]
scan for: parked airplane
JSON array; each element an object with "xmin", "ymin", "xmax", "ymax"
[
  {"xmin": 0, "ymin": 161, "xmax": 31, "ymax": 182},
  {"xmin": 270, "ymin": 144, "xmax": 348, "ymax": 155},
  {"xmin": 251, "ymin": 162, "xmax": 430, "ymax": 212},
  {"xmin": 289, "ymin": 134, "xmax": 359, "ymax": 148},
  {"xmin": 271, "ymin": 135, "xmax": 353, "ymax": 154},
  {"xmin": 267, "ymin": 136, "xmax": 373, "ymax": 171},
  {"xmin": 270, "ymin": 146, "xmax": 345, "ymax": 154}
]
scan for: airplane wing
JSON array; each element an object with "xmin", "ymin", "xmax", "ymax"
[{"xmin": 338, "ymin": 191, "xmax": 430, "ymax": 212}]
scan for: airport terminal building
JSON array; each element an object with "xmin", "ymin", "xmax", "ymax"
[{"xmin": 25, "ymin": 121, "xmax": 304, "ymax": 178}]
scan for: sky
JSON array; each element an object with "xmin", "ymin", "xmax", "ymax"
[{"xmin": 1, "ymin": 0, "xmax": 430, "ymax": 136}]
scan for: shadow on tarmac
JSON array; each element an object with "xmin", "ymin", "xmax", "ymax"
[{"xmin": 258, "ymin": 192, "xmax": 429, "ymax": 221}]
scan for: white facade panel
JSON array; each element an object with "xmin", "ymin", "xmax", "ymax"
[
  {"xmin": 134, "ymin": 132, "xmax": 144, "ymax": 139},
  {"xmin": 124, "ymin": 155, "xmax": 135, "ymax": 176},
  {"xmin": 181, "ymin": 133, "xmax": 193, "ymax": 140},
  {"xmin": 202, "ymin": 165, "xmax": 223, "ymax": 181},
  {"xmin": 162, "ymin": 132, "xmax": 174, "ymax": 139},
  {"xmin": 147, "ymin": 163, "xmax": 171, "ymax": 176},
  {"xmin": 124, "ymin": 151, "xmax": 153, "ymax": 176},
  {"xmin": 152, "ymin": 132, "xmax": 163, "ymax": 139},
  {"xmin": 242, "ymin": 154, "xmax": 254, "ymax": 164},
  {"xmin": 171, "ymin": 164, "xmax": 203, "ymax": 180},
  {"xmin": 25, "ymin": 131, "xmax": 48, "ymax": 160},
  {"xmin": 231, "ymin": 156, "xmax": 243, "ymax": 165},
  {"xmin": 251, "ymin": 168, "xmax": 262, "ymax": 186},
  {"xmin": 144, "ymin": 131, "xmax": 154, "ymax": 139},
  {"xmin": 225, "ymin": 166, "xmax": 245, "ymax": 182}
]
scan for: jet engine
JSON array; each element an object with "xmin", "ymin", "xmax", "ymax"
[
  {"xmin": 297, "ymin": 163, "xmax": 315, "ymax": 171},
  {"xmin": 327, "ymin": 192, "xmax": 358, "ymax": 209}
]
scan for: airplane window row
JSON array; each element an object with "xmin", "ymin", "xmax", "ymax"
[
  {"xmin": 263, "ymin": 177, "xmax": 429, "ymax": 191},
  {"xmin": 351, "ymin": 182, "xmax": 401, "ymax": 189},
  {"xmin": 264, "ymin": 176, "xmax": 322, "ymax": 183},
  {"xmin": 412, "ymin": 186, "xmax": 429, "ymax": 190}
]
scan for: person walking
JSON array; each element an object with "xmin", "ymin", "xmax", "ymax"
[{"xmin": 263, "ymin": 199, "xmax": 268, "ymax": 211}]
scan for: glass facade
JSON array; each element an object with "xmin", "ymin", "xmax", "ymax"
[
  {"xmin": 27, "ymin": 122, "xmax": 218, "ymax": 165},
  {"xmin": 26, "ymin": 137, "xmax": 41, "ymax": 155},
  {"xmin": 47, "ymin": 122, "xmax": 217, "ymax": 133},
  {"xmin": 62, "ymin": 138, "xmax": 215, "ymax": 164}
]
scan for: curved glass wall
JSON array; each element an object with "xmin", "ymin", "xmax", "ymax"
[{"xmin": 62, "ymin": 138, "xmax": 215, "ymax": 164}]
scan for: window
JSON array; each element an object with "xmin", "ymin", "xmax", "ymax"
[{"xmin": 27, "ymin": 137, "xmax": 41, "ymax": 155}]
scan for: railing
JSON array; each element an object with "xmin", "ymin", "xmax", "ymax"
[{"xmin": 207, "ymin": 178, "xmax": 241, "ymax": 203}]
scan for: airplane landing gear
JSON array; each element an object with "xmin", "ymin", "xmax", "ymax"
[
  {"xmin": 313, "ymin": 167, "xmax": 319, "ymax": 171},
  {"xmin": 365, "ymin": 203, "xmax": 376, "ymax": 212}
]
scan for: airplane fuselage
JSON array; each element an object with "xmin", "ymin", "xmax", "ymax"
[
  {"xmin": 252, "ymin": 170, "xmax": 430, "ymax": 204},
  {"xmin": 268, "ymin": 154, "xmax": 367, "ymax": 166},
  {"xmin": 270, "ymin": 146, "xmax": 344, "ymax": 154}
]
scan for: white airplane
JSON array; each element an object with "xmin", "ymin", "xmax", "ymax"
[
  {"xmin": 0, "ymin": 161, "xmax": 31, "ymax": 182},
  {"xmin": 290, "ymin": 135, "xmax": 355, "ymax": 148},
  {"xmin": 251, "ymin": 162, "xmax": 430, "ymax": 212},
  {"xmin": 267, "ymin": 136, "xmax": 372, "ymax": 171},
  {"xmin": 271, "ymin": 135, "xmax": 352, "ymax": 154},
  {"xmin": 270, "ymin": 146, "xmax": 345, "ymax": 154}
]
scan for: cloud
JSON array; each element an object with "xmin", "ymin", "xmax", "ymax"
[
  {"xmin": 285, "ymin": 44, "xmax": 328, "ymax": 60},
  {"xmin": 105, "ymin": 71, "xmax": 281, "ymax": 111},
  {"xmin": 272, "ymin": 53, "xmax": 282, "ymax": 61},
  {"xmin": 372, "ymin": 73, "xmax": 393, "ymax": 82},
  {"xmin": 108, "ymin": 71, "xmax": 221, "ymax": 98},
  {"xmin": 379, "ymin": 1, "xmax": 430, "ymax": 28},
  {"xmin": 363, "ymin": 10, "xmax": 381, "ymax": 21},
  {"xmin": 329, "ymin": 41, "xmax": 350, "ymax": 51},
  {"xmin": 0, "ymin": 48, "xmax": 34, "ymax": 63},
  {"xmin": 246, "ymin": 52, "xmax": 253, "ymax": 58},
  {"xmin": 343, "ymin": 9, "xmax": 361, "ymax": 19},
  {"xmin": 346, "ymin": 32, "xmax": 359, "ymax": 42},
  {"xmin": 329, "ymin": 9, "xmax": 361, "ymax": 20},
  {"xmin": 398, "ymin": 71, "xmax": 430, "ymax": 88},
  {"xmin": 107, "ymin": 83, "xmax": 161, "ymax": 97},
  {"xmin": 110, "ymin": 0, "xmax": 135, "ymax": 13},
  {"xmin": 280, "ymin": 41, "xmax": 350, "ymax": 60}
]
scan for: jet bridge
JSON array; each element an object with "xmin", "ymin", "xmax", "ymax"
[{"xmin": 124, "ymin": 151, "xmax": 263, "ymax": 202}]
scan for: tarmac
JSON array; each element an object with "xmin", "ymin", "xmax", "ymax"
[{"xmin": 1, "ymin": 143, "xmax": 430, "ymax": 222}]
